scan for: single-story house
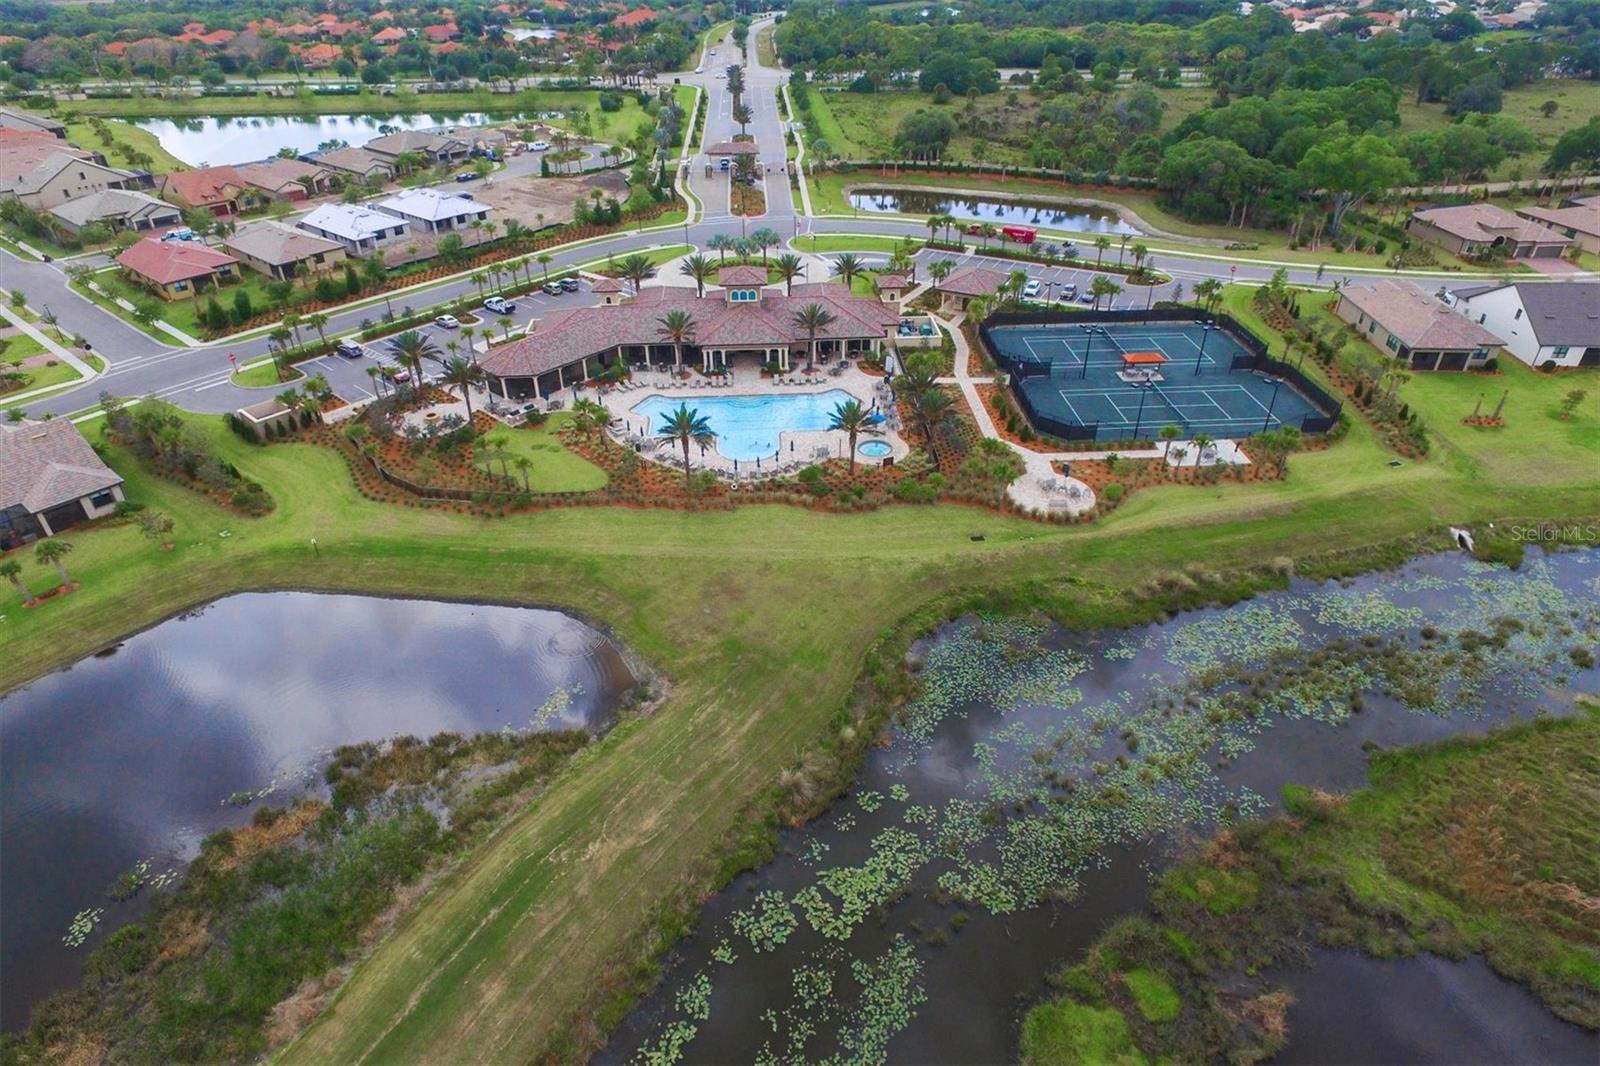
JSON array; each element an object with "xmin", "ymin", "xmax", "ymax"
[
  {"xmin": 236, "ymin": 158, "xmax": 334, "ymax": 202},
  {"xmin": 0, "ymin": 107, "xmax": 67, "ymax": 139},
  {"xmin": 0, "ymin": 418, "xmax": 125, "ymax": 550},
  {"xmin": 299, "ymin": 42, "xmax": 344, "ymax": 68},
  {"xmin": 1405, "ymin": 204, "xmax": 1572, "ymax": 260},
  {"xmin": 1514, "ymin": 202, "xmax": 1600, "ymax": 255},
  {"xmin": 117, "ymin": 236, "xmax": 238, "ymax": 299},
  {"xmin": 48, "ymin": 188, "xmax": 182, "ymax": 235},
  {"xmin": 223, "ymin": 220, "xmax": 347, "ymax": 280},
  {"xmin": 159, "ymin": 165, "xmax": 252, "ymax": 217},
  {"xmin": 1334, "ymin": 280, "xmax": 1501, "ymax": 370},
  {"xmin": 375, "ymin": 187, "xmax": 489, "ymax": 234},
  {"xmin": 310, "ymin": 146, "xmax": 395, "ymax": 182},
  {"xmin": 937, "ymin": 266, "xmax": 1009, "ymax": 314},
  {"xmin": 0, "ymin": 144, "xmax": 137, "ymax": 211},
  {"xmin": 1448, "ymin": 281, "xmax": 1600, "ymax": 369},
  {"xmin": 479, "ymin": 281, "xmax": 901, "ymax": 400},
  {"xmin": 297, "ymin": 202, "xmax": 411, "ymax": 255},
  {"xmin": 364, "ymin": 131, "xmax": 471, "ymax": 165}
]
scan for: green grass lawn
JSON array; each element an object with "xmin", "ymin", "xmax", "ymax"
[
  {"xmin": 493, "ymin": 413, "xmax": 610, "ymax": 492},
  {"xmin": 793, "ymin": 234, "xmax": 924, "ymax": 255},
  {"xmin": 92, "ymin": 269, "xmax": 279, "ymax": 339},
  {"xmin": 62, "ymin": 116, "xmax": 186, "ymax": 174},
  {"xmin": 1397, "ymin": 81, "xmax": 1600, "ymax": 181},
  {"xmin": 231, "ymin": 361, "xmax": 298, "ymax": 388},
  {"xmin": 3, "ymin": 275, "xmax": 1598, "ymax": 1066}
]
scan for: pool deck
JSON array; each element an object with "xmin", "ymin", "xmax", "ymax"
[{"xmin": 594, "ymin": 362, "xmax": 913, "ymax": 476}]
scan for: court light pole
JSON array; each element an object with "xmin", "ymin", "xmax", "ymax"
[
  {"xmin": 1131, "ymin": 382, "xmax": 1150, "ymax": 439},
  {"xmin": 1082, "ymin": 328, "xmax": 1093, "ymax": 379},
  {"xmin": 1193, "ymin": 324, "xmax": 1210, "ymax": 377},
  {"xmin": 1144, "ymin": 263, "xmax": 1156, "ymax": 311},
  {"xmin": 1261, "ymin": 377, "xmax": 1283, "ymax": 433}
]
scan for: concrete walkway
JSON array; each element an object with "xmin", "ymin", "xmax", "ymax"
[{"xmin": 0, "ymin": 304, "xmax": 100, "ymax": 404}]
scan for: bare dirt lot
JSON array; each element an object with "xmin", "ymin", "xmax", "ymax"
[{"xmin": 469, "ymin": 169, "xmax": 630, "ymax": 230}]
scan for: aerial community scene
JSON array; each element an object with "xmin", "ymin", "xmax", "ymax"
[{"xmin": 4, "ymin": 0, "xmax": 1600, "ymax": 1060}]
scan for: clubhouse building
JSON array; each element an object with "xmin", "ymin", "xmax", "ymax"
[{"xmin": 479, "ymin": 277, "xmax": 901, "ymax": 401}]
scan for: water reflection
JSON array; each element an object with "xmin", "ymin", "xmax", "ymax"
[
  {"xmin": 849, "ymin": 188, "xmax": 1142, "ymax": 236},
  {"xmin": 128, "ymin": 112, "xmax": 517, "ymax": 166},
  {"xmin": 0, "ymin": 591, "xmax": 633, "ymax": 1031}
]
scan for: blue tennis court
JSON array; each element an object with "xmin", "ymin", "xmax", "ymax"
[{"xmin": 984, "ymin": 319, "xmax": 1333, "ymax": 443}]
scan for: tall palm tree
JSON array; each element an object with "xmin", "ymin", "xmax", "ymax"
[
  {"xmin": 929, "ymin": 258, "xmax": 955, "ymax": 292},
  {"xmin": 977, "ymin": 223, "xmax": 997, "ymax": 250},
  {"xmin": 656, "ymin": 309, "xmax": 697, "ymax": 367},
  {"xmin": 829, "ymin": 399, "xmax": 870, "ymax": 475},
  {"xmin": 1, "ymin": 560, "xmax": 33, "ymax": 604},
  {"xmin": 514, "ymin": 455, "xmax": 533, "ymax": 492},
  {"xmin": 733, "ymin": 102, "xmax": 753, "ymax": 137},
  {"xmin": 470, "ymin": 271, "xmax": 488, "ymax": 299},
  {"xmin": 537, "ymin": 253, "xmax": 553, "ymax": 280},
  {"xmin": 749, "ymin": 227, "xmax": 780, "ymax": 264},
  {"xmin": 305, "ymin": 312, "xmax": 330, "ymax": 348},
  {"xmin": 498, "ymin": 315, "xmax": 515, "ymax": 341},
  {"xmin": 1194, "ymin": 277, "xmax": 1222, "ymax": 315},
  {"xmin": 792, "ymin": 303, "xmax": 836, "ymax": 368},
  {"xmin": 910, "ymin": 387, "xmax": 955, "ymax": 468},
  {"xmin": 831, "ymin": 253, "xmax": 865, "ymax": 293},
  {"xmin": 617, "ymin": 253, "xmax": 656, "ymax": 294},
  {"xmin": 680, "ymin": 253, "xmax": 715, "ymax": 297},
  {"xmin": 1093, "ymin": 235, "xmax": 1111, "ymax": 268},
  {"xmin": 35, "ymin": 539, "xmax": 73, "ymax": 587},
  {"xmin": 1089, "ymin": 275, "xmax": 1122, "ymax": 311},
  {"xmin": 708, "ymin": 233, "xmax": 733, "ymax": 264},
  {"xmin": 773, "ymin": 253, "xmax": 804, "ymax": 295},
  {"xmin": 657, "ymin": 403, "xmax": 717, "ymax": 488},
  {"xmin": 283, "ymin": 312, "xmax": 305, "ymax": 350},
  {"xmin": 388, "ymin": 330, "xmax": 441, "ymax": 398},
  {"xmin": 440, "ymin": 356, "xmax": 485, "ymax": 418},
  {"xmin": 570, "ymin": 396, "xmax": 609, "ymax": 438},
  {"xmin": 1158, "ymin": 423, "xmax": 1182, "ymax": 461}
]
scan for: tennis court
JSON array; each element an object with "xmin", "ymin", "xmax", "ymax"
[{"xmin": 984, "ymin": 319, "xmax": 1334, "ymax": 443}]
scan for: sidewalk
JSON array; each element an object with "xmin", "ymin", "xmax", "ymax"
[{"xmin": 0, "ymin": 304, "xmax": 100, "ymax": 404}]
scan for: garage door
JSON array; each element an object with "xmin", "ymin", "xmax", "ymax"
[{"xmin": 1533, "ymin": 245, "xmax": 1563, "ymax": 258}]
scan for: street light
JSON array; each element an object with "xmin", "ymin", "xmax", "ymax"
[{"xmin": 1261, "ymin": 377, "xmax": 1283, "ymax": 433}]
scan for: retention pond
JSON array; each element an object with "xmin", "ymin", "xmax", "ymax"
[{"xmin": 606, "ymin": 550, "xmax": 1600, "ymax": 1064}]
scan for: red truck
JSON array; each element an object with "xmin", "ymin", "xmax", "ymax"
[{"xmin": 962, "ymin": 222, "xmax": 1038, "ymax": 244}]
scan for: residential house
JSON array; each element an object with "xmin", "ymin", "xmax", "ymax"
[
  {"xmin": 48, "ymin": 188, "xmax": 182, "ymax": 235},
  {"xmin": 612, "ymin": 8, "xmax": 657, "ymax": 28},
  {"xmin": 1449, "ymin": 281, "xmax": 1600, "ymax": 368},
  {"xmin": 423, "ymin": 21, "xmax": 463, "ymax": 42},
  {"xmin": 299, "ymin": 42, "xmax": 345, "ymax": 68},
  {"xmin": 375, "ymin": 187, "xmax": 489, "ymax": 234},
  {"xmin": 372, "ymin": 26, "xmax": 408, "ymax": 43},
  {"xmin": 1405, "ymin": 204, "xmax": 1571, "ymax": 259},
  {"xmin": 223, "ymin": 220, "xmax": 347, "ymax": 280},
  {"xmin": 0, "ymin": 418, "xmax": 125, "ymax": 549},
  {"xmin": 0, "ymin": 142, "xmax": 137, "ymax": 211},
  {"xmin": 1333, "ymin": 280, "xmax": 1501, "ymax": 370},
  {"xmin": 0, "ymin": 107, "xmax": 66, "ymax": 139},
  {"xmin": 364, "ymin": 130, "xmax": 472, "ymax": 166},
  {"xmin": 1513, "ymin": 202, "xmax": 1600, "ymax": 255},
  {"xmin": 309, "ymin": 146, "xmax": 395, "ymax": 182},
  {"xmin": 480, "ymin": 282, "xmax": 901, "ymax": 400},
  {"xmin": 236, "ymin": 158, "xmax": 334, "ymax": 202},
  {"xmin": 297, "ymin": 202, "xmax": 411, "ymax": 254},
  {"xmin": 936, "ymin": 266, "xmax": 1009, "ymax": 314},
  {"xmin": 117, "ymin": 237, "xmax": 239, "ymax": 299},
  {"xmin": 159, "ymin": 165, "xmax": 251, "ymax": 218}
]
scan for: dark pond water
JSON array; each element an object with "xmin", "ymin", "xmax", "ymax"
[
  {"xmin": 848, "ymin": 188, "xmax": 1143, "ymax": 236},
  {"xmin": 1272, "ymin": 952, "xmax": 1599, "ymax": 1065},
  {"xmin": 0, "ymin": 592, "xmax": 634, "ymax": 1032},
  {"xmin": 606, "ymin": 551, "xmax": 1600, "ymax": 1065}
]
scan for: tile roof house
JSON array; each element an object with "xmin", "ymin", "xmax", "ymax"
[
  {"xmin": 0, "ymin": 144, "xmax": 137, "ymax": 210},
  {"xmin": 0, "ymin": 418, "xmax": 125, "ymax": 548},
  {"xmin": 1334, "ymin": 280, "xmax": 1502, "ymax": 370},
  {"xmin": 236, "ymin": 158, "xmax": 333, "ymax": 201},
  {"xmin": 48, "ymin": 188, "xmax": 182, "ymax": 235},
  {"xmin": 372, "ymin": 25, "xmax": 408, "ymax": 43},
  {"xmin": 1449, "ymin": 281, "xmax": 1600, "ymax": 369},
  {"xmin": 117, "ymin": 237, "xmax": 238, "ymax": 299},
  {"xmin": 1514, "ymin": 202, "xmax": 1600, "ymax": 255},
  {"xmin": 937, "ymin": 266, "xmax": 1009, "ymax": 313},
  {"xmin": 423, "ymin": 21, "xmax": 463, "ymax": 42},
  {"xmin": 300, "ymin": 42, "xmax": 345, "ymax": 68},
  {"xmin": 480, "ymin": 282, "xmax": 902, "ymax": 399},
  {"xmin": 309, "ymin": 146, "xmax": 395, "ymax": 181},
  {"xmin": 297, "ymin": 202, "xmax": 411, "ymax": 254},
  {"xmin": 364, "ymin": 130, "xmax": 472, "ymax": 164},
  {"xmin": 1405, "ymin": 204, "xmax": 1572, "ymax": 259},
  {"xmin": 375, "ymin": 187, "xmax": 490, "ymax": 233},
  {"xmin": 0, "ymin": 106, "xmax": 67, "ymax": 138},
  {"xmin": 223, "ymin": 220, "xmax": 347, "ymax": 280},
  {"xmin": 613, "ymin": 7, "xmax": 658, "ymax": 28},
  {"xmin": 159, "ymin": 165, "xmax": 252, "ymax": 217}
]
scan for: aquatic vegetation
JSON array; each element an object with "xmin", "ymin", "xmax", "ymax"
[
  {"xmin": 61, "ymin": 908, "xmax": 103, "ymax": 949},
  {"xmin": 731, "ymin": 890, "xmax": 799, "ymax": 953}
]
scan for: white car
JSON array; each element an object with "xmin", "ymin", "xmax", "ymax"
[
  {"xmin": 1023, "ymin": 279, "xmax": 1042, "ymax": 298},
  {"xmin": 434, "ymin": 314, "xmax": 460, "ymax": 329},
  {"xmin": 483, "ymin": 296, "xmax": 516, "ymax": 314},
  {"xmin": 695, "ymin": 66, "xmax": 704, "ymax": 74},
  {"xmin": 529, "ymin": 140, "xmax": 550, "ymax": 151}
]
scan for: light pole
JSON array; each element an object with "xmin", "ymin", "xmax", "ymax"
[
  {"xmin": 1261, "ymin": 377, "xmax": 1282, "ymax": 433},
  {"xmin": 1131, "ymin": 382, "xmax": 1150, "ymax": 439},
  {"xmin": 1193, "ymin": 322, "xmax": 1210, "ymax": 376},
  {"xmin": 1145, "ymin": 262, "xmax": 1156, "ymax": 311}
]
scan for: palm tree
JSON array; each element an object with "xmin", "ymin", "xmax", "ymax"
[
  {"xmin": 733, "ymin": 102, "xmax": 753, "ymax": 137},
  {"xmin": 1192, "ymin": 432, "xmax": 1215, "ymax": 465},
  {"xmin": 570, "ymin": 396, "xmax": 609, "ymax": 438},
  {"xmin": 929, "ymin": 258, "xmax": 955, "ymax": 292},
  {"xmin": 35, "ymin": 539, "xmax": 73, "ymax": 587},
  {"xmin": 749, "ymin": 227, "xmax": 780, "ymax": 265},
  {"xmin": 305, "ymin": 312, "xmax": 330, "ymax": 349},
  {"xmin": 773, "ymin": 253, "xmax": 804, "ymax": 295},
  {"xmin": 1158, "ymin": 423, "xmax": 1182, "ymax": 462},
  {"xmin": 656, "ymin": 403, "xmax": 716, "ymax": 488},
  {"xmin": 680, "ymin": 253, "xmax": 715, "ymax": 297},
  {"xmin": 937, "ymin": 212, "xmax": 959, "ymax": 244},
  {"xmin": 656, "ymin": 309, "xmax": 697, "ymax": 367},
  {"xmin": 909, "ymin": 386, "xmax": 956, "ymax": 467},
  {"xmin": 925, "ymin": 215, "xmax": 942, "ymax": 244},
  {"xmin": 617, "ymin": 253, "xmax": 656, "ymax": 294},
  {"xmin": 267, "ymin": 326, "xmax": 292, "ymax": 379},
  {"xmin": 708, "ymin": 233, "xmax": 733, "ymax": 264},
  {"xmin": 1093, "ymin": 235, "xmax": 1111, "ymax": 268},
  {"xmin": 440, "ymin": 356, "xmax": 485, "ymax": 417},
  {"xmin": 792, "ymin": 303, "xmax": 836, "ymax": 368},
  {"xmin": 1129, "ymin": 242, "xmax": 1150, "ymax": 275},
  {"xmin": 1089, "ymin": 275, "xmax": 1122, "ymax": 311},
  {"xmin": 978, "ymin": 223, "xmax": 997, "ymax": 250},
  {"xmin": 514, "ymin": 455, "xmax": 533, "ymax": 492},
  {"xmin": 388, "ymin": 330, "xmax": 441, "ymax": 398},
  {"xmin": 1194, "ymin": 277, "xmax": 1223, "ymax": 315},
  {"xmin": 1117, "ymin": 234, "xmax": 1130, "ymax": 267},
  {"xmin": 829, "ymin": 399, "xmax": 870, "ymax": 475},
  {"xmin": 470, "ymin": 271, "xmax": 488, "ymax": 300},
  {"xmin": 498, "ymin": 315, "xmax": 515, "ymax": 341},
  {"xmin": 537, "ymin": 252, "xmax": 554, "ymax": 280},
  {"xmin": 283, "ymin": 312, "xmax": 305, "ymax": 350},
  {"xmin": 831, "ymin": 253, "xmax": 865, "ymax": 293},
  {"xmin": 1, "ymin": 560, "xmax": 33, "ymax": 604}
]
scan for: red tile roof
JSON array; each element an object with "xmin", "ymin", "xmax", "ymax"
[
  {"xmin": 612, "ymin": 8, "xmax": 657, "ymax": 28},
  {"xmin": 300, "ymin": 42, "xmax": 344, "ymax": 65},
  {"xmin": 118, "ymin": 238, "xmax": 237, "ymax": 285},
  {"xmin": 162, "ymin": 165, "xmax": 246, "ymax": 208},
  {"xmin": 423, "ymin": 21, "xmax": 461, "ymax": 42},
  {"xmin": 719, "ymin": 265, "xmax": 767, "ymax": 286},
  {"xmin": 372, "ymin": 26, "xmax": 407, "ymax": 42}
]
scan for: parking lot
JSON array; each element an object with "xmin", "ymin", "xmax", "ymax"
[{"xmin": 911, "ymin": 249, "xmax": 1181, "ymax": 311}]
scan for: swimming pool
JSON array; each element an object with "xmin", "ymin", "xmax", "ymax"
[
  {"xmin": 632, "ymin": 389, "xmax": 857, "ymax": 462},
  {"xmin": 858, "ymin": 440, "xmax": 893, "ymax": 458}
]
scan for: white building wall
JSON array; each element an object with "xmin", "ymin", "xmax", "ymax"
[{"xmin": 1453, "ymin": 287, "xmax": 1546, "ymax": 366}]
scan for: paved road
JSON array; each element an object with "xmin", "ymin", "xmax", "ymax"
[{"xmin": 6, "ymin": 17, "xmax": 1579, "ymax": 420}]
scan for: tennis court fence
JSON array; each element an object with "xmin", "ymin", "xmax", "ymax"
[{"xmin": 978, "ymin": 309, "xmax": 1342, "ymax": 441}]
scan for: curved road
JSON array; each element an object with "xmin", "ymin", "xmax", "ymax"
[{"xmin": 7, "ymin": 19, "xmax": 1579, "ymax": 419}]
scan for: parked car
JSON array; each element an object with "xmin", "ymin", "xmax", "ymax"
[
  {"xmin": 1059, "ymin": 283, "xmax": 1077, "ymax": 300},
  {"xmin": 529, "ymin": 140, "xmax": 550, "ymax": 151},
  {"xmin": 559, "ymin": 277, "xmax": 580, "ymax": 292},
  {"xmin": 1023, "ymin": 279, "xmax": 1042, "ymax": 298},
  {"xmin": 1078, "ymin": 291, "xmax": 1095, "ymax": 304},
  {"xmin": 695, "ymin": 65, "xmax": 704, "ymax": 74},
  {"xmin": 542, "ymin": 281, "xmax": 564, "ymax": 296},
  {"xmin": 388, "ymin": 367, "xmax": 411, "ymax": 383},
  {"xmin": 160, "ymin": 228, "xmax": 196, "ymax": 242},
  {"xmin": 454, "ymin": 171, "xmax": 478, "ymax": 183},
  {"xmin": 335, "ymin": 340, "xmax": 365, "ymax": 359},
  {"xmin": 434, "ymin": 314, "xmax": 460, "ymax": 329},
  {"xmin": 483, "ymin": 296, "xmax": 516, "ymax": 314},
  {"xmin": 718, "ymin": 157, "xmax": 731, "ymax": 171}
]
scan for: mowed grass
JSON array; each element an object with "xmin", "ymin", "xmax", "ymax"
[
  {"xmin": 1, "ymin": 303, "xmax": 1597, "ymax": 1063},
  {"xmin": 494, "ymin": 412, "xmax": 610, "ymax": 492},
  {"xmin": 62, "ymin": 116, "xmax": 187, "ymax": 174},
  {"xmin": 1397, "ymin": 80, "xmax": 1600, "ymax": 180},
  {"xmin": 792, "ymin": 234, "xmax": 923, "ymax": 255}
]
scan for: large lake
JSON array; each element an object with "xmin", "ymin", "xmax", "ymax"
[
  {"xmin": 127, "ymin": 112, "xmax": 516, "ymax": 166},
  {"xmin": 606, "ymin": 551, "xmax": 1600, "ymax": 1064},
  {"xmin": 0, "ymin": 592, "xmax": 634, "ymax": 1031},
  {"xmin": 849, "ymin": 187, "xmax": 1143, "ymax": 236}
]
